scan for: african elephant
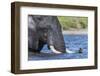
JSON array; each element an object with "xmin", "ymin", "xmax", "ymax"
[{"xmin": 28, "ymin": 15, "xmax": 82, "ymax": 54}]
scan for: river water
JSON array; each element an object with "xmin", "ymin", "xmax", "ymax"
[{"xmin": 28, "ymin": 34, "xmax": 88, "ymax": 61}]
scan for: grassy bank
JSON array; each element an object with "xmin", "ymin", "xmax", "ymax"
[{"xmin": 57, "ymin": 16, "xmax": 88, "ymax": 30}]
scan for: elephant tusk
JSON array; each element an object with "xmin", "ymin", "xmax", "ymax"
[
  {"xmin": 66, "ymin": 48, "xmax": 83, "ymax": 54},
  {"xmin": 49, "ymin": 45, "xmax": 62, "ymax": 54},
  {"xmin": 50, "ymin": 45, "xmax": 83, "ymax": 54},
  {"xmin": 65, "ymin": 48, "xmax": 75, "ymax": 53}
]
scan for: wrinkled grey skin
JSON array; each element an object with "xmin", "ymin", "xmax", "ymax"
[{"xmin": 28, "ymin": 15, "xmax": 66, "ymax": 53}]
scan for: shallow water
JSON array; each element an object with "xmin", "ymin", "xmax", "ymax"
[{"xmin": 28, "ymin": 34, "xmax": 88, "ymax": 61}]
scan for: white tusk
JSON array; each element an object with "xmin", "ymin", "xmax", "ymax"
[
  {"xmin": 50, "ymin": 45, "xmax": 62, "ymax": 54},
  {"xmin": 50, "ymin": 46, "xmax": 82, "ymax": 54},
  {"xmin": 65, "ymin": 48, "xmax": 75, "ymax": 53}
]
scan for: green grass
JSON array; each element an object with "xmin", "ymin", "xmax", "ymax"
[{"xmin": 57, "ymin": 16, "xmax": 88, "ymax": 30}]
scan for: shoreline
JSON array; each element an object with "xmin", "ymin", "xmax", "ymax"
[{"xmin": 62, "ymin": 29, "xmax": 87, "ymax": 35}]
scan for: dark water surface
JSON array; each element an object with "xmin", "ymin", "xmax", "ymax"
[{"xmin": 28, "ymin": 34, "xmax": 88, "ymax": 60}]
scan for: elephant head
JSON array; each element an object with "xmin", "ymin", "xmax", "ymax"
[{"xmin": 28, "ymin": 15, "xmax": 66, "ymax": 54}]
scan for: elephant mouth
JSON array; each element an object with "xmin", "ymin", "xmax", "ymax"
[{"xmin": 44, "ymin": 33, "xmax": 47, "ymax": 38}]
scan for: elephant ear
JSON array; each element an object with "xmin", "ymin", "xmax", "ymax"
[
  {"xmin": 28, "ymin": 15, "xmax": 39, "ymax": 51},
  {"xmin": 47, "ymin": 16, "xmax": 66, "ymax": 53}
]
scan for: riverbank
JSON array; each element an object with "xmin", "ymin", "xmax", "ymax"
[{"xmin": 62, "ymin": 29, "xmax": 87, "ymax": 35}]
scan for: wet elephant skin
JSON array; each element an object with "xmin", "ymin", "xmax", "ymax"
[{"xmin": 28, "ymin": 15, "xmax": 66, "ymax": 53}]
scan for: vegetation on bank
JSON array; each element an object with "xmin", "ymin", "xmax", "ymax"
[{"xmin": 57, "ymin": 16, "xmax": 88, "ymax": 30}]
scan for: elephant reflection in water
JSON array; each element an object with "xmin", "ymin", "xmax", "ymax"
[{"xmin": 28, "ymin": 15, "xmax": 82, "ymax": 54}]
